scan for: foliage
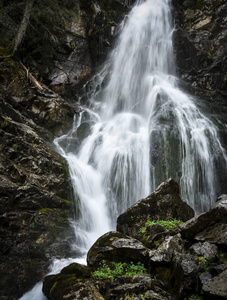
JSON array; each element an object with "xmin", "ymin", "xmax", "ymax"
[
  {"xmin": 198, "ymin": 256, "xmax": 209, "ymax": 272},
  {"xmin": 219, "ymin": 251, "xmax": 227, "ymax": 264},
  {"xmin": 91, "ymin": 261, "xmax": 147, "ymax": 280},
  {"xmin": 140, "ymin": 218, "xmax": 183, "ymax": 234}
]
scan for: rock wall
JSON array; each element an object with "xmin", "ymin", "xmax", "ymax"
[
  {"xmin": 0, "ymin": 76, "xmax": 76, "ymax": 299},
  {"xmin": 172, "ymin": 0, "xmax": 227, "ymax": 116}
]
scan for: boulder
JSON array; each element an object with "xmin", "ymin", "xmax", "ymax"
[
  {"xmin": 150, "ymin": 234, "xmax": 184, "ymax": 264},
  {"xmin": 195, "ymin": 224, "xmax": 227, "ymax": 246},
  {"xmin": 189, "ymin": 242, "xmax": 219, "ymax": 262},
  {"xmin": 117, "ymin": 178, "xmax": 194, "ymax": 237},
  {"xmin": 87, "ymin": 231, "xmax": 150, "ymax": 268},
  {"xmin": 179, "ymin": 195, "xmax": 227, "ymax": 240},
  {"xmin": 171, "ymin": 254, "xmax": 203, "ymax": 297},
  {"xmin": 202, "ymin": 269, "xmax": 227, "ymax": 299}
]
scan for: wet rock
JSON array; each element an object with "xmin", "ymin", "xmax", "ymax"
[
  {"xmin": 150, "ymin": 234, "xmax": 184, "ymax": 264},
  {"xmin": 202, "ymin": 269, "xmax": 227, "ymax": 299},
  {"xmin": 61, "ymin": 263, "xmax": 92, "ymax": 278},
  {"xmin": 172, "ymin": 0, "xmax": 227, "ymax": 106},
  {"xmin": 0, "ymin": 89, "xmax": 74, "ymax": 299},
  {"xmin": 87, "ymin": 231, "xmax": 150, "ymax": 268},
  {"xmin": 117, "ymin": 178, "xmax": 194, "ymax": 238},
  {"xmin": 179, "ymin": 195, "xmax": 227, "ymax": 240},
  {"xmin": 195, "ymin": 223, "xmax": 227, "ymax": 246},
  {"xmin": 107, "ymin": 275, "xmax": 152, "ymax": 299},
  {"xmin": 171, "ymin": 254, "xmax": 202, "ymax": 297},
  {"xmin": 189, "ymin": 241, "xmax": 219, "ymax": 262}
]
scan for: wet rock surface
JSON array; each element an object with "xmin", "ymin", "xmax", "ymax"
[
  {"xmin": 0, "ymin": 84, "xmax": 75, "ymax": 299},
  {"xmin": 172, "ymin": 0, "xmax": 227, "ymax": 141}
]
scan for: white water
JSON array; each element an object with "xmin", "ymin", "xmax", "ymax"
[{"xmin": 20, "ymin": 0, "xmax": 227, "ymax": 298}]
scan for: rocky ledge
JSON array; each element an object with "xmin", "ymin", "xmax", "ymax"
[{"xmin": 43, "ymin": 179, "xmax": 227, "ymax": 300}]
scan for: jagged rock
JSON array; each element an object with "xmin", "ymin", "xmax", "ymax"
[
  {"xmin": 202, "ymin": 269, "xmax": 227, "ymax": 299},
  {"xmin": 171, "ymin": 254, "xmax": 203, "ymax": 297},
  {"xmin": 150, "ymin": 234, "xmax": 184, "ymax": 264},
  {"xmin": 106, "ymin": 275, "xmax": 152, "ymax": 298},
  {"xmin": 172, "ymin": 0, "xmax": 227, "ymax": 107},
  {"xmin": 117, "ymin": 178, "xmax": 194, "ymax": 238},
  {"xmin": 0, "ymin": 89, "xmax": 74, "ymax": 299},
  {"xmin": 179, "ymin": 195, "xmax": 227, "ymax": 240},
  {"xmin": 189, "ymin": 242, "xmax": 219, "ymax": 262},
  {"xmin": 87, "ymin": 231, "xmax": 150, "ymax": 268}
]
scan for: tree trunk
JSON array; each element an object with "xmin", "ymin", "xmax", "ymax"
[{"xmin": 11, "ymin": 0, "xmax": 34, "ymax": 56}]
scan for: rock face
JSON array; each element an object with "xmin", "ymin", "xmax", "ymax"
[
  {"xmin": 48, "ymin": 0, "xmax": 131, "ymax": 96},
  {"xmin": 172, "ymin": 0, "xmax": 227, "ymax": 106},
  {"xmin": 42, "ymin": 179, "xmax": 227, "ymax": 300},
  {"xmin": 171, "ymin": 0, "xmax": 227, "ymax": 170},
  {"xmin": 0, "ymin": 83, "xmax": 75, "ymax": 299}
]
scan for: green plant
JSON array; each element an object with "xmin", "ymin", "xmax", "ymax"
[
  {"xmin": 91, "ymin": 261, "xmax": 147, "ymax": 280},
  {"xmin": 219, "ymin": 251, "xmax": 227, "ymax": 264},
  {"xmin": 198, "ymin": 256, "xmax": 209, "ymax": 272},
  {"xmin": 154, "ymin": 240, "xmax": 161, "ymax": 248},
  {"xmin": 139, "ymin": 218, "xmax": 183, "ymax": 234}
]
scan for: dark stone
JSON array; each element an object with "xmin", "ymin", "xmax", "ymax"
[
  {"xmin": 171, "ymin": 254, "xmax": 202, "ymax": 297},
  {"xmin": 117, "ymin": 178, "xmax": 194, "ymax": 238},
  {"xmin": 150, "ymin": 234, "xmax": 184, "ymax": 264},
  {"xmin": 189, "ymin": 242, "xmax": 219, "ymax": 262},
  {"xmin": 61, "ymin": 263, "xmax": 92, "ymax": 278},
  {"xmin": 87, "ymin": 231, "xmax": 150, "ymax": 268},
  {"xmin": 202, "ymin": 269, "xmax": 227, "ymax": 299},
  {"xmin": 179, "ymin": 195, "xmax": 227, "ymax": 241}
]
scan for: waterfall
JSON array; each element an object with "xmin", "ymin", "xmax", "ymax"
[{"xmin": 20, "ymin": 0, "xmax": 227, "ymax": 299}]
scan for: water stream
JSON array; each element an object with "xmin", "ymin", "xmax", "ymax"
[{"xmin": 20, "ymin": 0, "xmax": 227, "ymax": 298}]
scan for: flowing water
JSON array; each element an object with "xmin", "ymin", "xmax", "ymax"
[{"xmin": 20, "ymin": 0, "xmax": 227, "ymax": 298}]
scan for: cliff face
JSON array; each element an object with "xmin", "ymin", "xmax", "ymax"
[
  {"xmin": 0, "ymin": 0, "xmax": 226, "ymax": 299},
  {"xmin": 172, "ymin": 0, "xmax": 227, "ymax": 114}
]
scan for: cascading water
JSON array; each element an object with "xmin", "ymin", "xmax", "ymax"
[{"xmin": 20, "ymin": 0, "xmax": 227, "ymax": 299}]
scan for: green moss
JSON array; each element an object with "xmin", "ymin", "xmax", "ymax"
[
  {"xmin": 39, "ymin": 208, "xmax": 52, "ymax": 213},
  {"xmin": 1, "ymin": 117, "xmax": 9, "ymax": 128},
  {"xmin": 140, "ymin": 219, "xmax": 183, "ymax": 234},
  {"xmin": 50, "ymin": 275, "xmax": 77, "ymax": 299},
  {"xmin": 184, "ymin": 9, "xmax": 195, "ymax": 19},
  {"xmin": 91, "ymin": 261, "xmax": 147, "ymax": 280},
  {"xmin": 197, "ymin": 256, "xmax": 209, "ymax": 272},
  {"xmin": 12, "ymin": 143, "xmax": 18, "ymax": 151}
]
